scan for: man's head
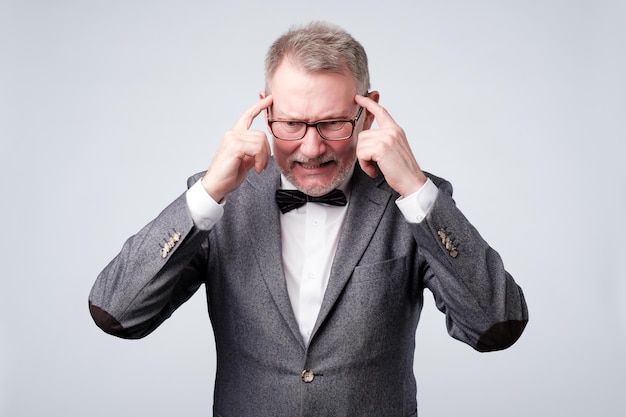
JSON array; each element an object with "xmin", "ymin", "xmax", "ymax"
[
  {"xmin": 264, "ymin": 21, "xmax": 370, "ymax": 96},
  {"xmin": 262, "ymin": 22, "xmax": 377, "ymax": 196}
]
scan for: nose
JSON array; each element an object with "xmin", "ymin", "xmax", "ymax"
[{"xmin": 298, "ymin": 125, "xmax": 327, "ymax": 158}]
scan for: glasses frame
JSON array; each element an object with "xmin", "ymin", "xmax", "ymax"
[{"xmin": 267, "ymin": 106, "xmax": 364, "ymax": 141}]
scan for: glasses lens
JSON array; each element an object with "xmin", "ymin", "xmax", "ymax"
[
  {"xmin": 272, "ymin": 121, "xmax": 305, "ymax": 140},
  {"xmin": 318, "ymin": 121, "xmax": 352, "ymax": 140}
]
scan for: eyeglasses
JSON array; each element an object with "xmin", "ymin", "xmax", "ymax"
[{"xmin": 268, "ymin": 106, "xmax": 364, "ymax": 141}]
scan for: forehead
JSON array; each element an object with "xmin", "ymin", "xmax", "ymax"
[{"xmin": 269, "ymin": 61, "xmax": 358, "ymax": 119}]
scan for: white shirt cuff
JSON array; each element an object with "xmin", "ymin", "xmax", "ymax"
[
  {"xmin": 185, "ymin": 179, "xmax": 224, "ymax": 230},
  {"xmin": 396, "ymin": 178, "xmax": 438, "ymax": 223}
]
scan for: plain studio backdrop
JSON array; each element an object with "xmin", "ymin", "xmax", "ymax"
[{"xmin": 1, "ymin": 1, "xmax": 624, "ymax": 416}]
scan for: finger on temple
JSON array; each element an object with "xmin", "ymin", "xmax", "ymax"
[{"xmin": 234, "ymin": 95, "xmax": 274, "ymax": 130}]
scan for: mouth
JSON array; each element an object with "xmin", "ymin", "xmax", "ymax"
[{"xmin": 297, "ymin": 160, "xmax": 335, "ymax": 170}]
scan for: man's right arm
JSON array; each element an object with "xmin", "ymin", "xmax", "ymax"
[
  {"xmin": 89, "ymin": 96, "xmax": 273, "ymax": 338},
  {"xmin": 88, "ymin": 186, "xmax": 214, "ymax": 339}
]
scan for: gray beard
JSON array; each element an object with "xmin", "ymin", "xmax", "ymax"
[{"xmin": 282, "ymin": 158, "xmax": 356, "ymax": 197}]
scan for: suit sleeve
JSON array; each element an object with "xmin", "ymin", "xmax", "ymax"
[
  {"xmin": 88, "ymin": 186, "xmax": 211, "ymax": 339},
  {"xmin": 413, "ymin": 175, "xmax": 528, "ymax": 352}
]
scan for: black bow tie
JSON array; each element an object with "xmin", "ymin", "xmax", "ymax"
[{"xmin": 275, "ymin": 189, "xmax": 347, "ymax": 213}]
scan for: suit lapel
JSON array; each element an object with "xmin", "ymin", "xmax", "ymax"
[
  {"xmin": 312, "ymin": 167, "xmax": 392, "ymax": 339},
  {"xmin": 244, "ymin": 160, "xmax": 305, "ymax": 349},
  {"xmin": 243, "ymin": 160, "xmax": 393, "ymax": 348}
]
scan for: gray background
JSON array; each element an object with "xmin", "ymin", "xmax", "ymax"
[{"xmin": 1, "ymin": 0, "xmax": 625, "ymax": 416}]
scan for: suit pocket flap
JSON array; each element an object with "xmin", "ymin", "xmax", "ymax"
[{"xmin": 352, "ymin": 256, "xmax": 408, "ymax": 284}]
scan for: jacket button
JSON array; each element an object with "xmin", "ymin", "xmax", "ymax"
[{"xmin": 301, "ymin": 370, "xmax": 315, "ymax": 383}]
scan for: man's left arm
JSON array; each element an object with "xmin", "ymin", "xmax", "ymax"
[
  {"xmin": 355, "ymin": 94, "xmax": 528, "ymax": 351},
  {"xmin": 407, "ymin": 175, "xmax": 528, "ymax": 352}
]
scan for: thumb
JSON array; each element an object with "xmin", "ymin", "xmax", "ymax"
[{"xmin": 358, "ymin": 158, "xmax": 379, "ymax": 178}]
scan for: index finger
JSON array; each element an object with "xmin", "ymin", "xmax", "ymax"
[
  {"xmin": 355, "ymin": 94, "xmax": 397, "ymax": 127},
  {"xmin": 234, "ymin": 95, "xmax": 274, "ymax": 130}
]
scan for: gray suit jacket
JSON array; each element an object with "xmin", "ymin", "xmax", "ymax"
[{"xmin": 89, "ymin": 159, "xmax": 528, "ymax": 417}]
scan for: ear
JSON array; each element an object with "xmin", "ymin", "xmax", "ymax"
[
  {"xmin": 363, "ymin": 90, "xmax": 380, "ymax": 130},
  {"xmin": 259, "ymin": 91, "xmax": 269, "ymax": 122}
]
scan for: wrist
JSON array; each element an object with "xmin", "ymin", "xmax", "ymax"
[
  {"xmin": 201, "ymin": 175, "xmax": 226, "ymax": 203},
  {"xmin": 398, "ymin": 173, "xmax": 428, "ymax": 198}
]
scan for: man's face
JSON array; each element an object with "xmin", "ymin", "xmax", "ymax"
[{"xmin": 264, "ymin": 61, "xmax": 367, "ymax": 196}]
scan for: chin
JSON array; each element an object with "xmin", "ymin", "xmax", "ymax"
[
  {"xmin": 288, "ymin": 162, "xmax": 354, "ymax": 197},
  {"xmin": 299, "ymin": 183, "xmax": 337, "ymax": 197}
]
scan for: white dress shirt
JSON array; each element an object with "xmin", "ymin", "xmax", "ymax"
[
  {"xmin": 278, "ymin": 176, "xmax": 351, "ymax": 344},
  {"xmin": 185, "ymin": 169, "xmax": 438, "ymax": 345}
]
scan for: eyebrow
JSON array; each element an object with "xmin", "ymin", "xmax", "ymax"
[{"xmin": 269, "ymin": 107, "xmax": 354, "ymax": 121}]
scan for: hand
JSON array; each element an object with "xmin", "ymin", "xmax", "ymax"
[
  {"xmin": 201, "ymin": 95, "xmax": 273, "ymax": 202},
  {"xmin": 355, "ymin": 94, "xmax": 428, "ymax": 197}
]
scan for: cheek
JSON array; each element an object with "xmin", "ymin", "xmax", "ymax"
[
  {"xmin": 272, "ymin": 140, "xmax": 298, "ymax": 163},
  {"xmin": 331, "ymin": 140, "xmax": 357, "ymax": 162}
]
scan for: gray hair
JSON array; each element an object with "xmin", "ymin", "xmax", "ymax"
[{"xmin": 264, "ymin": 21, "xmax": 370, "ymax": 95}]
